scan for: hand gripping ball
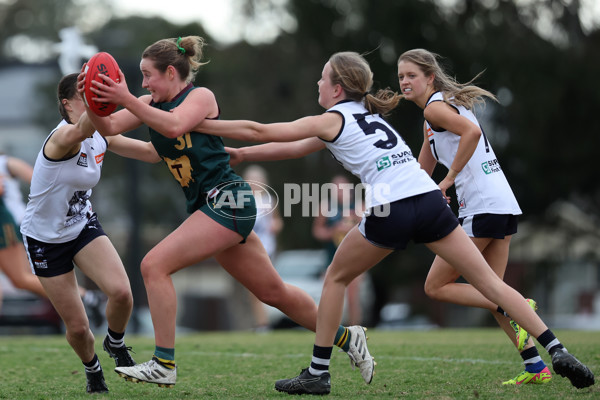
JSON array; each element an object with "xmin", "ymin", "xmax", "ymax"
[{"xmin": 83, "ymin": 52, "xmax": 120, "ymax": 117}]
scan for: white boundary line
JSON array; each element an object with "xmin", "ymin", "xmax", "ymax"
[{"xmin": 182, "ymin": 351, "xmax": 517, "ymax": 365}]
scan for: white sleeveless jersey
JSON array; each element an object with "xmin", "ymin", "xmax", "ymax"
[
  {"xmin": 425, "ymin": 92, "xmax": 521, "ymax": 217},
  {"xmin": 20, "ymin": 121, "xmax": 107, "ymax": 243},
  {"xmin": 0, "ymin": 155, "xmax": 27, "ymax": 224},
  {"xmin": 324, "ymin": 100, "xmax": 438, "ymax": 208}
]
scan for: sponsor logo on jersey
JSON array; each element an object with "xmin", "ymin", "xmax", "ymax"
[
  {"xmin": 376, "ymin": 152, "xmax": 414, "ymax": 171},
  {"xmin": 459, "ymin": 198, "xmax": 466, "ymax": 209},
  {"xmin": 481, "ymin": 158, "xmax": 502, "ymax": 174},
  {"xmin": 77, "ymin": 152, "xmax": 88, "ymax": 167},
  {"xmin": 389, "ymin": 151, "xmax": 415, "ymax": 165},
  {"xmin": 95, "ymin": 153, "xmax": 105, "ymax": 164},
  {"xmin": 376, "ymin": 156, "xmax": 391, "ymax": 171}
]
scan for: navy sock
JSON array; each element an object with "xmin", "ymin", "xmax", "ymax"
[
  {"xmin": 83, "ymin": 354, "xmax": 102, "ymax": 373},
  {"xmin": 308, "ymin": 345, "xmax": 332, "ymax": 376},
  {"xmin": 536, "ymin": 329, "xmax": 564, "ymax": 355},
  {"xmin": 108, "ymin": 327, "xmax": 124, "ymax": 340},
  {"xmin": 107, "ymin": 328, "xmax": 125, "ymax": 348}
]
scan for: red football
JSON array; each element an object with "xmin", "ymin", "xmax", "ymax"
[{"xmin": 83, "ymin": 52, "xmax": 120, "ymax": 117}]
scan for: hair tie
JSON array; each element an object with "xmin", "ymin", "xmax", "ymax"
[
  {"xmin": 363, "ymin": 92, "xmax": 369, "ymax": 97},
  {"xmin": 176, "ymin": 37, "xmax": 186, "ymax": 54}
]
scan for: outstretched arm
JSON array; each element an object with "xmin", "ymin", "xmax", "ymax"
[
  {"xmin": 230, "ymin": 137, "xmax": 326, "ymax": 166},
  {"xmin": 106, "ymin": 135, "xmax": 161, "ymax": 163},
  {"xmin": 199, "ymin": 112, "xmax": 342, "ymax": 143},
  {"xmin": 91, "ymin": 70, "xmax": 219, "ymax": 138}
]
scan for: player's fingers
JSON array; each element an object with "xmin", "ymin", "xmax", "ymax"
[
  {"xmin": 91, "ymin": 96, "xmax": 110, "ymax": 104},
  {"xmin": 76, "ymin": 76, "xmax": 85, "ymax": 91},
  {"xmin": 96, "ymin": 73, "xmax": 115, "ymax": 86},
  {"xmin": 89, "ymin": 86, "xmax": 108, "ymax": 97}
]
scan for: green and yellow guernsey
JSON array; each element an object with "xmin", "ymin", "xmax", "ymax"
[
  {"xmin": 148, "ymin": 84, "xmax": 243, "ymax": 214},
  {"xmin": 0, "ymin": 196, "xmax": 21, "ymax": 248}
]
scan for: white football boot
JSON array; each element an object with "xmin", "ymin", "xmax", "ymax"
[
  {"xmin": 346, "ymin": 326, "xmax": 375, "ymax": 384},
  {"xmin": 115, "ymin": 358, "xmax": 176, "ymax": 388}
]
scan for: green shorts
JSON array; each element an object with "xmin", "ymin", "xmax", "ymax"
[
  {"xmin": 0, "ymin": 208, "xmax": 21, "ymax": 249},
  {"xmin": 199, "ymin": 181, "xmax": 256, "ymax": 241}
]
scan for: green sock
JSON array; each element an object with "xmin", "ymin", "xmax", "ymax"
[
  {"xmin": 154, "ymin": 346, "xmax": 176, "ymax": 369},
  {"xmin": 154, "ymin": 346, "xmax": 175, "ymax": 361},
  {"xmin": 334, "ymin": 326, "xmax": 350, "ymax": 352}
]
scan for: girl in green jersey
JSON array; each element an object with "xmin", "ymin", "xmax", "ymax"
[{"xmin": 82, "ymin": 36, "xmax": 373, "ymax": 387}]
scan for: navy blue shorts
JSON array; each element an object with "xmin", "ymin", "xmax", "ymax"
[
  {"xmin": 459, "ymin": 213, "xmax": 518, "ymax": 239},
  {"xmin": 23, "ymin": 213, "xmax": 107, "ymax": 277},
  {"xmin": 359, "ymin": 190, "xmax": 459, "ymax": 250}
]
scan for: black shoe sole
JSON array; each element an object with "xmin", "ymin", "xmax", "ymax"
[
  {"xmin": 87, "ymin": 388, "xmax": 109, "ymax": 394},
  {"xmin": 553, "ymin": 359, "xmax": 595, "ymax": 389},
  {"xmin": 274, "ymin": 387, "xmax": 330, "ymax": 395}
]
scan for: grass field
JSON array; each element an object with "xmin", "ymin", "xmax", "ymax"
[{"xmin": 0, "ymin": 328, "xmax": 598, "ymax": 399}]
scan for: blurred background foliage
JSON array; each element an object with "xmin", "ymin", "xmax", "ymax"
[{"xmin": 0, "ymin": 0, "xmax": 598, "ymax": 325}]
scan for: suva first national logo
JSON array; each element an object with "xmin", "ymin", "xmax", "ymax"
[
  {"xmin": 376, "ymin": 156, "xmax": 391, "ymax": 171},
  {"xmin": 481, "ymin": 158, "xmax": 502, "ymax": 175}
]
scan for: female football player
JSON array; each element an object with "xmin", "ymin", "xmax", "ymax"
[
  {"xmin": 0, "ymin": 153, "xmax": 105, "ymax": 326},
  {"xmin": 398, "ymin": 48, "xmax": 549, "ymax": 385},
  {"xmin": 20, "ymin": 73, "xmax": 141, "ymax": 394},
  {"xmin": 80, "ymin": 35, "xmax": 373, "ymax": 387}
]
